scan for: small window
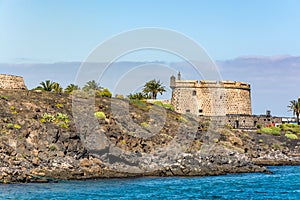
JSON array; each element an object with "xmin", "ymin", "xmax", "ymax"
[
  {"xmin": 192, "ymin": 90, "xmax": 196, "ymax": 96},
  {"xmin": 228, "ymin": 120, "xmax": 231, "ymax": 122},
  {"xmin": 267, "ymin": 119, "xmax": 271, "ymax": 121},
  {"xmin": 243, "ymin": 120, "xmax": 245, "ymax": 123},
  {"xmin": 199, "ymin": 109, "xmax": 203, "ymax": 113},
  {"xmin": 264, "ymin": 119, "xmax": 266, "ymax": 121},
  {"xmin": 186, "ymin": 109, "xmax": 190, "ymax": 113},
  {"xmin": 220, "ymin": 95, "xmax": 222, "ymax": 99},
  {"xmin": 254, "ymin": 121, "xmax": 257, "ymax": 127}
]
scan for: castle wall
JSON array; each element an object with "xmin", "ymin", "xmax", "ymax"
[
  {"xmin": 170, "ymin": 79, "xmax": 252, "ymax": 116},
  {"xmin": 0, "ymin": 74, "xmax": 27, "ymax": 90},
  {"xmin": 198, "ymin": 115, "xmax": 282, "ymax": 129}
]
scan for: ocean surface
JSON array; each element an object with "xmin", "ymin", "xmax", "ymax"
[{"xmin": 0, "ymin": 166, "xmax": 299, "ymax": 199}]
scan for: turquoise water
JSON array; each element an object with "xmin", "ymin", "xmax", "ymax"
[{"xmin": 0, "ymin": 166, "xmax": 299, "ymax": 199}]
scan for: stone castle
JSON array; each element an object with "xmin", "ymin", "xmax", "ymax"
[
  {"xmin": 170, "ymin": 72, "xmax": 251, "ymax": 116},
  {"xmin": 0, "ymin": 74, "xmax": 27, "ymax": 90},
  {"xmin": 170, "ymin": 73, "xmax": 281, "ymax": 128}
]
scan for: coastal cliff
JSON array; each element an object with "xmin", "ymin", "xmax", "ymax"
[{"xmin": 0, "ymin": 90, "xmax": 299, "ymax": 183}]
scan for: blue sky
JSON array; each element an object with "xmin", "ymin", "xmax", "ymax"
[
  {"xmin": 0, "ymin": 0, "xmax": 300, "ymax": 117},
  {"xmin": 0, "ymin": 0, "xmax": 300, "ymax": 62}
]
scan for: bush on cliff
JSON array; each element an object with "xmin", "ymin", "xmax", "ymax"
[
  {"xmin": 261, "ymin": 126, "xmax": 281, "ymax": 136},
  {"xmin": 285, "ymin": 133, "xmax": 298, "ymax": 140}
]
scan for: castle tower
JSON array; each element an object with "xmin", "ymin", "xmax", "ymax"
[
  {"xmin": 170, "ymin": 75, "xmax": 176, "ymax": 89},
  {"xmin": 169, "ymin": 74, "xmax": 252, "ymax": 116}
]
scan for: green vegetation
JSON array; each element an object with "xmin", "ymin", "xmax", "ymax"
[
  {"xmin": 6, "ymin": 123, "xmax": 21, "ymax": 129},
  {"xmin": 49, "ymin": 144, "xmax": 58, "ymax": 151},
  {"xmin": 65, "ymin": 84, "xmax": 80, "ymax": 94},
  {"xmin": 55, "ymin": 103, "xmax": 63, "ymax": 109},
  {"xmin": 279, "ymin": 124, "xmax": 300, "ymax": 134},
  {"xmin": 288, "ymin": 98, "xmax": 300, "ymax": 125},
  {"xmin": 256, "ymin": 124, "xmax": 262, "ymax": 129},
  {"xmin": 258, "ymin": 139, "xmax": 264, "ymax": 143},
  {"xmin": 260, "ymin": 126, "xmax": 281, "ymax": 135},
  {"xmin": 257, "ymin": 124, "xmax": 300, "ymax": 139},
  {"xmin": 141, "ymin": 122, "xmax": 150, "ymax": 129},
  {"xmin": 128, "ymin": 92, "xmax": 150, "ymax": 100},
  {"xmin": 83, "ymin": 80, "xmax": 102, "ymax": 91},
  {"xmin": 33, "ymin": 80, "xmax": 63, "ymax": 93},
  {"xmin": 40, "ymin": 113, "xmax": 55, "ymax": 123},
  {"xmin": 142, "ymin": 79, "xmax": 166, "ymax": 99},
  {"xmin": 0, "ymin": 96, "xmax": 8, "ymax": 101},
  {"xmin": 130, "ymin": 99, "xmax": 149, "ymax": 111},
  {"xmin": 96, "ymin": 88, "xmax": 112, "ymax": 98},
  {"xmin": 178, "ymin": 116, "xmax": 188, "ymax": 123},
  {"xmin": 120, "ymin": 140, "xmax": 126, "ymax": 145},
  {"xmin": 285, "ymin": 133, "xmax": 298, "ymax": 140},
  {"xmin": 151, "ymin": 101, "xmax": 175, "ymax": 111},
  {"xmin": 94, "ymin": 111, "xmax": 106, "ymax": 120},
  {"xmin": 35, "ymin": 80, "xmax": 55, "ymax": 91},
  {"xmin": 6, "ymin": 123, "xmax": 13, "ymax": 128},
  {"xmin": 13, "ymin": 124, "xmax": 21, "ymax": 129},
  {"xmin": 40, "ymin": 112, "xmax": 69, "ymax": 129},
  {"xmin": 52, "ymin": 82, "xmax": 63, "ymax": 93}
]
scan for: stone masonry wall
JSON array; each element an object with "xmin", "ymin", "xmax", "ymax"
[
  {"xmin": 0, "ymin": 74, "xmax": 27, "ymax": 90},
  {"xmin": 171, "ymin": 79, "xmax": 252, "ymax": 116}
]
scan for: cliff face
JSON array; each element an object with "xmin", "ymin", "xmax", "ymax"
[{"xmin": 0, "ymin": 90, "xmax": 299, "ymax": 183}]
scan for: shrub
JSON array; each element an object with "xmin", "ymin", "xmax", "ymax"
[
  {"xmin": 130, "ymin": 99, "xmax": 148, "ymax": 111},
  {"xmin": 94, "ymin": 111, "xmax": 106, "ymax": 120},
  {"xmin": 0, "ymin": 96, "xmax": 8, "ymax": 101},
  {"xmin": 285, "ymin": 133, "xmax": 298, "ymax": 140},
  {"xmin": 280, "ymin": 124, "xmax": 300, "ymax": 134},
  {"xmin": 257, "ymin": 124, "xmax": 262, "ymax": 129},
  {"xmin": 120, "ymin": 140, "xmax": 126, "ymax": 145},
  {"xmin": 258, "ymin": 139, "xmax": 263, "ymax": 143},
  {"xmin": 178, "ymin": 116, "xmax": 188, "ymax": 123},
  {"xmin": 152, "ymin": 101, "xmax": 175, "ymax": 111},
  {"xmin": 162, "ymin": 103, "xmax": 174, "ymax": 111},
  {"xmin": 13, "ymin": 124, "xmax": 21, "ymax": 129},
  {"xmin": 58, "ymin": 122, "xmax": 69, "ymax": 129},
  {"xmin": 49, "ymin": 144, "xmax": 58, "ymax": 151},
  {"xmin": 55, "ymin": 103, "xmax": 63, "ymax": 109},
  {"xmin": 42, "ymin": 113, "xmax": 55, "ymax": 123},
  {"xmin": 225, "ymin": 123, "xmax": 233, "ymax": 129},
  {"xmin": 152, "ymin": 101, "xmax": 164, "ymax": 106},
  {"xmin": 128, "ymin": 92, "xmax": 149, "ymax": 100},
  {"xmin": 141, "ymin": 122, "xmax": 150, "ymax": 128},
  {"xmin": 96, "ymin": 88, "xmax": 112, "ymax": 98},
  {"xmin": 261, "ymin": 126, "xmax": 281, "ymax": 136},
  {"xmin": 7, "ymin": 123, "xmax": 13, "ymax": 128},
  {"xmin": 55, "ymin": 113, "xmax": 69, "ymax": 123}
]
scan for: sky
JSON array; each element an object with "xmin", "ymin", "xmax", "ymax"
[
  {"xmin": 0, "ymin": 0, "xmax": 300, "ymax": 62},
  {"xmin": 0, "ymin": 0, "xmax": 300, "ymax": 117}
]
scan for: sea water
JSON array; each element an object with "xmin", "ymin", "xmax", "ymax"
[{"xmin": 0, "ymin": 166, "xmax": 299, "ymax": 199}]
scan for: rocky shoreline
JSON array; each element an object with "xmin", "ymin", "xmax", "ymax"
[{"xmin": 0, "ymin": 90, "xmax": 299, "ymax": 183}]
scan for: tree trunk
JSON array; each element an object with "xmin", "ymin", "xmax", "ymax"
[
  {"xmin": 297, "ymin": 114, "xmax": 300, "ymax": 125},
  {"xmin": 152, "ymin": 92, "xmax": 157, "ymax": 99}
]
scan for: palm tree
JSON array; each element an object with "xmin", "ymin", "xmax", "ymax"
[
  {"xmin": 82, "ymin": 80, "xmax": 102, "ymax": 91},
  {"xmin": 36, "ymin": 80, "xmax": 55, "ymax": 91},
  {"xmin": 52, "ymin": 82, "xmax": 63, "ymax": 93},
  {"xmin": 288, "ymin": 98, "xmax": 300, "ymax": 125},
  {"xmin": 65, "ymin": 84, "xmax": 80, "ymax": 94},
  {"xmin": 142, "ymin": 79, "xmax": 166, "ymax": 100}
]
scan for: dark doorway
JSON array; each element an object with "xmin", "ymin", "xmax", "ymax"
[{"xmin": 235, "ymin": 120, "xmax": 239, "ymax": 129}]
